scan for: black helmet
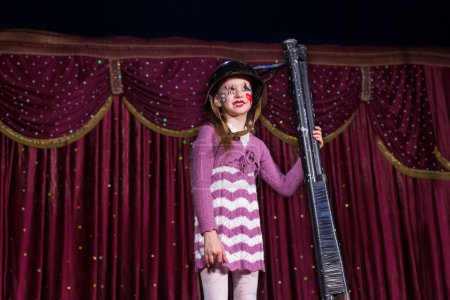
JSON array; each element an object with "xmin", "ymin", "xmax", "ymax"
[{"xmin": 206, "ymin": 60, "xmax": 267, "ymax": 120}]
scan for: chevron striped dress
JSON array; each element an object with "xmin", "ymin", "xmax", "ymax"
[{"xmin": 191, "ymin": 124, "xmax": 302, "ymax": 272}]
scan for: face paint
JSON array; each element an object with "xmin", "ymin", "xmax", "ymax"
[
  {"xmin": 246, "ymin": 93, "xmax": 253, "ymax": 105},
  {"xmin": 218, "ymin": 79, "xmax": 253, "ymax": 109},
  {"xmin": 225, "ymin": 85, "xmax": 236, "ymax": 95},
  {"xmin": 243, "ymin": 82, "xmax": 252, "ymax": 104}
]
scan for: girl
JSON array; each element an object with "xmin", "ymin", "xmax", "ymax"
[{"xmin": 191, "ymin": 60, "xmax": 323, "ymax": 299}]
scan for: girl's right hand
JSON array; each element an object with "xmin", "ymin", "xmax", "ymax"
[{"xmin": 203, "ymin": 230, "xmax": 227, "ymax": 268}]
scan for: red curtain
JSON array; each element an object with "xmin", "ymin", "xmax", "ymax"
[
  {"xmin": 2, "ymin": 98, "xmax": 449, "ymax": 299},
  {"xmin": 1, "ymin": 31, "xmax": 450, "ymax": 299},
  {"xmin": 0, "ymin": 98, "xmax": 197, "ymax": 299},
  {"xmin": 256, "ymin": 103, "xmax": 450, "ymax": 299}
]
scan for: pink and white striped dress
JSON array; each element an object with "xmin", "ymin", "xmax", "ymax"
[{"xmin": 191, "ymin": 124, "xmax": 303, "ymax": 272}]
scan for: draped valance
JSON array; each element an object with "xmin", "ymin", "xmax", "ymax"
[{"xmin": 1, "ymin": 29, "xmax": 449, "ymax": 179}]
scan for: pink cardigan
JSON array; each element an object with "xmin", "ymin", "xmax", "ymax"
[{"xmin": 191, "ymin": 124, "xmax": 303, "ymax": 234}]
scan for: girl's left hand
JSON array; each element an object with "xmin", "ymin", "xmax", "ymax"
[{"xmin": 312, "ymin": 126, "xmax": 324, "ymax": 149}]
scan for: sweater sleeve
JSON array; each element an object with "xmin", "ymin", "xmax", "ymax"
[
  {"xmin": 190, "ymin": 125, "xmax": 218, "ymax": 234},
  {"xmin": 259, "ymin": 141, "xmax": 304, "ymax": 197}
]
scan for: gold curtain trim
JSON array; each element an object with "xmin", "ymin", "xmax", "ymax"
[
  {"xmin": 0, "ymin": 96, "xmax": 113, "ymax": 148},
  {"xmin": 1, "ymin": 29, "xmax": 450, "ymax": 66},
  {"xmin": 434, "ymin": 147, "xmax": 450, "ymax": 171},
  {"xmin": 122, "ymin": 97, "xmax": 201, "ymax": 138},
  {"xmin": 377, "ymin": 139, "xmax": 450, "ymax": 180},
  {"xmin": 259, "ymin": 113, "xmax": 356, "ymax": 146},
  {"xmin": 124, "ymin": 97, "xmax": 356, "ymax": 141}
]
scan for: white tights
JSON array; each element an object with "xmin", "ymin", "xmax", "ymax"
[{"xmin": 200, "ymin": 268, "xmax": 259, "ymax": 300}]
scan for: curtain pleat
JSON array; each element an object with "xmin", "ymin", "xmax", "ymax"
[{"xmin": 1, "ymin": 33, "xmax": 449, "ymax": 299}]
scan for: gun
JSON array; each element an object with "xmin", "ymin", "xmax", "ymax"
[{"xmin": 283, "ymin": 39, "xmax": 350, "ymax": 300}]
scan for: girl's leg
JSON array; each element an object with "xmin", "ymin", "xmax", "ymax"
[
  {"xmin": 200, "ymin": 267, "xmax": 229, "ymax": 300},
  {"xmin": 232, "ymin": 270, "xmax": 259, "ymax": 300}
]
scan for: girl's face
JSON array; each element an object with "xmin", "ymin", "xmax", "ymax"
[{"xmin": 214, "ymin": 76, "xmax": 253, "ymax": 118}]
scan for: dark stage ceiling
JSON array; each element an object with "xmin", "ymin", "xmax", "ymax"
[{"xmin": 0, "ymin": 0, "xmax": 449, "ymax": 46}]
